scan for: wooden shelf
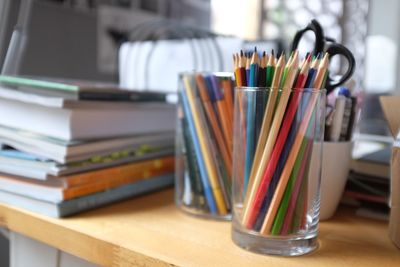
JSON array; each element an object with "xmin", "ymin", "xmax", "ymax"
[{"xmin": 0, "ymin": 188, "xmax": 399, "ymax": 266}]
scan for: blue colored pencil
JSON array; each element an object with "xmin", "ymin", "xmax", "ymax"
[{"xmin": 244, "ymin": 50, "xmax": 259, "ymax": 193}]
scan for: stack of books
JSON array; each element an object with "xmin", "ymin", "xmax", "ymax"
[
  {"xmin": 0, "ymin": 75, "xmax": 176, "ymax": 217},
  {"xmin": 344, "ymin": 145, "xmax": 391, "ymax": 220}
]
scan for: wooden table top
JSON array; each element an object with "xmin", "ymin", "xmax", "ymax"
[{"xmin": 0, "ymin": 188, "xmax": 399, "ymax": 267}]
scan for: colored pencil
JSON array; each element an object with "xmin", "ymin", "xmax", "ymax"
[
  {"xmin": 265, "ymin": 50, "xmax": 275, "ymax": 88},
  {"xmin": 231, "ymin": 48, "xmax": 331, "ymax": 235},
  {"xmin": 183, "ymin": 76, "xmax": 228, "ymax": 215},
  {"xmin": 258, "ymin": 52, "xmax": 267, "ymax": 87},
  {"xmin": 233, "ymin": 54, "xmax": 242, "ymax": 87},
  {"xmin": 245, "ymin": 53, "xmax": 251, "ymax": 86},
  {"xmin": 252, "ymin": 54, "xmax": 311, "ymax": 230},
  {"xmin": 195, "ymin": 74, "xmax": 232, "ymax": 178},
  {"xmin": 244, "ymin": 51, "xmax": 300, "ymax": 228},
  {"xmin": 241, "ymin": 53, "xmax": 285, "ymax": 226},
  {"xmin": 259, "ymin": 53, "xmax": 328, "ymax": 234},
  {"xmin": 280, "ymin": 112, "xmax": 316, "ymax": 235},
  {"xmin": 271, "ymin": 113, "xmax": 316, "ymax": 234},
  {"xmin": 181, "ymin": 115, "xmax": 206, "ymax": 203},
  {"xmin": 180, "ymin": 85, "xmax": 217, "ymax": 214},
  {"xmin": 254, "ymin": 52, "xmax": 267, "ymax": 147},
  {"xmin": 243, "ymin": 49, "xmax": 259, "ymax": 193},
  {"xmin": 208, "ymin": 75, "xmax": 234, "ymax": 155},
  {"xmin": 238, "ymin": 51, "xmax": 247, "ymax": 86},
  {"xmin": 221, "ymin": 77, "xmax": 234, "ymax": 121}
]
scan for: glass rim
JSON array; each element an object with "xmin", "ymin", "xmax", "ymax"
[{"xmin": 234, "ymin": 87, "xmax": 327, "ymax": 93}]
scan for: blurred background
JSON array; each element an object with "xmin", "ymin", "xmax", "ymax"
[{"xmin": 0, "ymin": 0, "xmax": 397, "ymax": 265}]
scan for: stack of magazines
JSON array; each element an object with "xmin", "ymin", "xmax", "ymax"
[{"xmin": 0, "ymin": 75, "xmax": 176, "ymax": 217}]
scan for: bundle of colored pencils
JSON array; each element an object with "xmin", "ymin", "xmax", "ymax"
[
  {"xmin": 233, "ymin": 48, "xmax": 329, "ymax": 235},
  {"xmin": 178, "ymin": 72, "xmax": 234, "ymax": 216}
]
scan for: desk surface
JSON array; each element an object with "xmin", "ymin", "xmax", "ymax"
[{"xmin": 0, "ymin": 189, "xmax": 399, "ymax": 267}]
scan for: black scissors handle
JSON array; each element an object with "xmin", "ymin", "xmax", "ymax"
[
  {"xmin": 291, "ymin": 19, "xmax": 356, "ymax": 93},
  {"xmin": 325, "ymin": 42, "xmax": 355, "ymax": 91},
  {"xmin": 291, "ymin": 19, "xmax": 324, "ymax": 54}
]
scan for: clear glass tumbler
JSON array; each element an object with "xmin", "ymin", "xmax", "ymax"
[{"xmin": 231, "ymin": 87, "xmax": 326, "ymax": 255}]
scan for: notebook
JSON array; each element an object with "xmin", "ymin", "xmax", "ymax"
[
  {"xmin": 0, "ymin": 174, "xmax": 174, "ymax": 217},
  {"xmin": 0, "ymin": 97, "xmax": 175, "ymax": 141},
  {"xmin": 0, "ymin": 75, "xmax": 168, "ymax": 102},
  {"xmin": 350, "ymin": 145, "xmax": 391, "ymax": 179}
]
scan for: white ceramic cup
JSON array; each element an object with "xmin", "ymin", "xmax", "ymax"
[{"xmin": 319, "ymin": 141, "xmax": 353, "ymax": 220}]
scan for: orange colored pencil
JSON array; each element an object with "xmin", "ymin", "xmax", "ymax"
[{"xmin": 221, "ymin": 78, "xmax": 234, "ymax": 124}]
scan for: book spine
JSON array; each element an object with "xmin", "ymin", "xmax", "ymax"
[
  {"xmin": 64, "ymin": 156, "xmax": 174, "ymax": 187},
  {"xmin": 62, "ymin": 157, "xmax": 175, "ymax": 200},
  {"xmin": 58, "ymin": 174, "xmax": 174, "ymax": 217},
  {"xmin": 79, "ymin": 92, "xmax": 166, "ymax": 102}
]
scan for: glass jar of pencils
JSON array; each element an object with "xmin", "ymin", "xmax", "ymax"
[
  {"xmin": 175, "ymin": 72, "xmax": 234, "ymax": 220},
  {"xmin": 231, "ymin": 87, "xmax": 326, "ymax": 256}
]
